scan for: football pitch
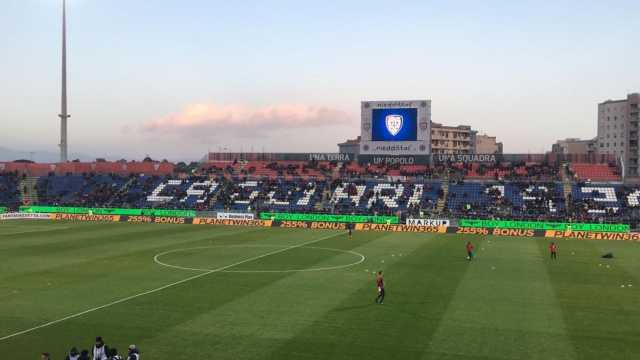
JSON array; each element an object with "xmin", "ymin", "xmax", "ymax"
[{"xmin": 1, "ymin": 221, "xmax": 639, "ymax": 359}]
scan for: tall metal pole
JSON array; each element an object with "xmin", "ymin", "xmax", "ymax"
[{"xmin": 59, "ymin": 0, "xmax": 70, "ymax": 162}]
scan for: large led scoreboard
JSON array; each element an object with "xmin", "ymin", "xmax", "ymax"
[{"xmin": 359, "ymin": 100, "xmax": 431, "ymax": 156}]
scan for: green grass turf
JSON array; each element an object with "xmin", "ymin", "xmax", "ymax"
[{"xmin": 0, "ymin": 221, "xmax": 639, "ymax": 359}]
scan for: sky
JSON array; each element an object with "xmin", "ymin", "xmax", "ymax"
[{"xmin": 1, "ymin": 0, "xmax": 639, "ymax": 161}]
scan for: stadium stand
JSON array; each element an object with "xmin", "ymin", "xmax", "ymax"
[
  {"xmin": 0, "ymin": 173, "xmax": 20, "ymax": 208},
  {"xmin": 569, "ymin": 163, "xmax": 620, "ymax": 181},
  {"xmin": 200, "ymin": 160, "xmax": 334, "ymax": 180},
  {"xmin": 2, "ymin": 159, "xmax": 638, "ymax": 226},
  {"xmin": 0, "ymin": 160, "xmax": 174, "ymax": 177},
  {"xmin": 445, "ymin": 181, "xmax": 566, "ymax": 219},
  {"xmin": 450, "ymin": 162, "xmax": 560, "ymax": 181}
]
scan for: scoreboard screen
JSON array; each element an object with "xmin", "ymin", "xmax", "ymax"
[{"xmin": 371, "ymin": 108, "xmax": 418, "ymax": 141}]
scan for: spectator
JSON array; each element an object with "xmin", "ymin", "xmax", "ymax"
[
  {"xmin": 78, "ymin": 350, "xmax": 90, "ymax": 360},
  {"xmin": 91, "ymin": 336, "xmax": 109, "ymax": 360},
  {"xmin": 65, "ymin": 347, "xmax": 80, "ymax": 360},
  {"xmin": 108, "ymin": 347, "xmax": 124, "ymax": 360},
  {"xmin": 127, "ymin": 345, "xmax": 140, "ymax": 360}
]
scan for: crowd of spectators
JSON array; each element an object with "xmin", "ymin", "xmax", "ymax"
[
  {"xmin": 212, "ymin": 177, "xmax": 326, "ymax": 212},
  {"xmin": 444, "ymin": 180, "xmax": 567, "ymax": 221},
  {"xmin": 339, "ymin": 162, "xmax": 447, "ymax": 179},
  {"xmin": 449, "ymin": 161, "xmax": 560, "ymax": 181},
  {"xmin": 199, "ymin": 160, "xmax": 335, "ymax": 179},
  {"xmin": 0, "ymin": 172, "xmax": 20, "ymax": 207},
  {"xmin": 2, "ymin": 159, "xmax": 639, "ymax": 226}
]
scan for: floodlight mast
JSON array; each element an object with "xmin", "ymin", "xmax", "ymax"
[{"xmin": 59, "ymin": 0, "xmax": 70, "ymax": 162}]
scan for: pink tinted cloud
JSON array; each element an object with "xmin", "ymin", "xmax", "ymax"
[{"xmin": 143, "ymin": 103, "xmax": 352, "ymax": 135}]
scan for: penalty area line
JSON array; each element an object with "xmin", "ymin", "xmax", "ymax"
[{"xmin": 0, "ymin": 232, "xmax": 345, "ymax": 342}]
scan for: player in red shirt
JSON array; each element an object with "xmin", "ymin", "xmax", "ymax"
[
  {"xmin": 549, "ymin": 242, "xmax": 558, "ymax": 260},
  {"xmin": 375, "ymin": 271, "xmax": 385, "ymax": 304},
  {"xmin": 466, "ymin": 241, "xmax": 475, "ymax": 261}
]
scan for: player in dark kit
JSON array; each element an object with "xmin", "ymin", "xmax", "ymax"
[
  {"xmin": 348, "ymin": 223, "xmax": 353, "ymax": 239},
  {"xmin": 375, "ymin": 271, "xmax": 385, "ymax": 304},
  {"xmin": 466, "ymin": 241, "xmax": 475, "ymax": 261},
  {"xmin": 549, "ymin": 241, "xmax": 558, "ymax": 260}
]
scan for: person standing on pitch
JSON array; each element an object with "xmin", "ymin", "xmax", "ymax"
[
  {"xmin": 127, "ymin": 345, "xmax": 140, "ymax": 360},
  {"xmin": 549, "ymin": 242, "xmax": 558, "ymax": 260},
  {"xmin": 91, "ymin": 336, "xmax": 109, "ymax": 360},
  {"xmin": 466, "ymin": 241, "xmax": 475, "ymax": 261},
  {"xmin": 375, "ymin": 271, "xmax": 385, "ymax": 304}
]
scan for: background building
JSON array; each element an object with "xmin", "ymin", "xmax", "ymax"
[
  {"xmin": 476, "ymin": 134, "xmax": 503, "ymax": 154},
  {"xmin": 337, "ymin": 136, "xmax": 361, "ymax": 155},
  {"xmin": 597, "ymin": 93, "xmax": 640, "ymax": 177},
  {"xmin": 338, "ymin": 123, "xmax": 501, "ymax": 156},
  {"xmin": 552, "ymin": 138, "xmax": 597, "ymax": 156},
  {"xmin": 430, "ymin": 122, "xmax": 477, "ymax": 154}
]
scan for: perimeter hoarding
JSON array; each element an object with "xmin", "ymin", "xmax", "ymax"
[
  {"xmin": 36, "ymin": 212, "xmax": 640, "ymax": 241},
  {"xmin": 406, "ymin": 218, "xmax": 450, "ymax": 227},
  {"xmin": 193, "ymin": 217, "xmax": 272, "ymax": 227},
  {"xmin": 459, "ymin": 219, "xmax": 629, "ymax": 233},
  {"xmin": 0, "ymin": 212, "xmax": 51, "ymax": 220},
  {"xmin": 50, "ymin": 213, "xmax": 121, "ymax": 222},
  {"xmin": 360, "ymin": 100, "xmax": 431, "ymax": 156},
  {"xmin": 216, "ymin": 212, "xmax": 255, "ymax": 220},
  {"xmin": 544, "ymin": 230, "xmax": 640, "ymax": 241},
  {"xmin": 356, "ymin": 223, "xmax": 446, "ymax": 233},
  {"xmin": 259, "ymin": 212, "xmax": 398, "ymax": 224},
  {"xmin": 20, "ymin": 206, "xmax": 195, "ymax": 218}
]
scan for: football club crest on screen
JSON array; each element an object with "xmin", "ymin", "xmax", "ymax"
[{"xmin": 385, "ymin": 115, "xmax": 403, "ymax": 136}]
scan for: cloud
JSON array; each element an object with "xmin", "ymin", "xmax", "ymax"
[{"xmin": 143, "ymin": 103, "xmax": 353, "ymax": 136}]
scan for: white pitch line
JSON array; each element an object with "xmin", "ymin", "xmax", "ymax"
[
  {"xmin": 0, "ymin": 232, "xmax": 345, "ymax": 342},
  {"xmin": 153, "ymin": 245, "xmax": 366, "ymax": 273}
]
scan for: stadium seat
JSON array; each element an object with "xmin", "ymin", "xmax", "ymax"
[{"xmin": 570, "ymin": 163, "xmax": 620, "ymax": 181}]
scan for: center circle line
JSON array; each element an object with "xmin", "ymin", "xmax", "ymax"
[{"xmin": 153, "ymin": 245, "xmax": 366, "ymax": 273}]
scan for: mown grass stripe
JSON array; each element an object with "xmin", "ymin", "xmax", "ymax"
[
  {"xmin": 0, "ymin": 231, "xmax": 344, "ymax": 342},
  {"xmin": 425, "ymin": 236, "xmax": 576, "ymax": 359}
]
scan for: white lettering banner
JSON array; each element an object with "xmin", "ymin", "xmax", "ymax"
[
  {"xmin": 216, "ymin": 212, "xmax": 255, "ymax": 220},
  {"xmin": 405, "ymin": 218, "xmax": 450, "ymax": 227},
  {"xmin": 0, "ymin": 212, "xmax": 51, "ymax": 220}
]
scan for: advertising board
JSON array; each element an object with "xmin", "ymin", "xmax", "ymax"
[
  {"xmin": 406, "ymin": 218, "xmax": 450, "ymax": 227},
  {"xmin": 259, "ymin": 212, "xmax": 398, "ymax": 224},
  {"xmin": 458, "ymin": 219, "xmax": 629, "ymax": 233},
  {"xmin": 0, "ymin": 212, "xmax": 51, "ymax": 220},
  {"xmin": 216, "ymin": 212, "xmax": 255, "ymax": 220}
]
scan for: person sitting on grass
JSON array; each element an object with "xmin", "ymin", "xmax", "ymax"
[
  {"xmin": 107, "ymin": 347, "xmax": 124, "ymax": 360},
  {"xmin": 78, "ymin": 350, "xmax": 90, "ymax": 360},
  {"xmin": 127, "ymin": 345, "xmax": 140, "ymax": 360},
  {"xmin": 65, "ymin": 347, "xmax": 80, "ymax": 360}
]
